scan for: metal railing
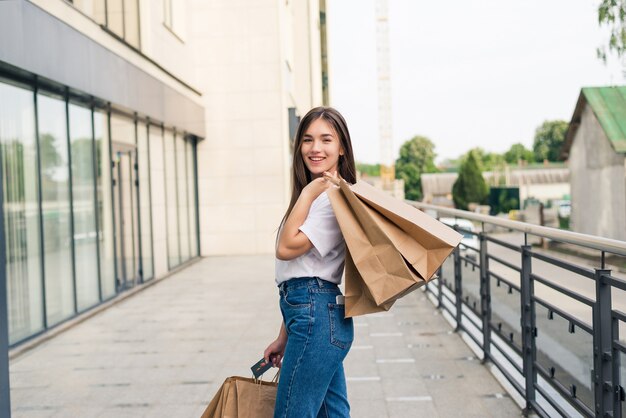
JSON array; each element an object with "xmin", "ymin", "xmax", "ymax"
[{"xmin": 409, "ymin": 201, "xmax": 626, "ymax": 418}]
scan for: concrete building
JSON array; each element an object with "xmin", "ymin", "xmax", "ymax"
[
  {"xmin": 0, "ymin": 0, "xmax": 327, "ymax": 347},
  {"xmin": 195, "ymin": 0, "xmax": 329, "ymax": 255},
  {"xmin": 562, "ymin": 86, "xmax": 626, "ymax": 241},
  {"xmin": 420, "ymin": 167, "xmax": 570, "ymax": 208}
]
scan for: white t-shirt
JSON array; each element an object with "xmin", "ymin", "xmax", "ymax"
[{"xmin": 275, "ymin": 191, "xmax": 345, "ymax": 285}]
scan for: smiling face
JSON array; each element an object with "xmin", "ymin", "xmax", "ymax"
[{"xmin": 300, "ymin": 117, "xmax": 344, "ymax": 179}]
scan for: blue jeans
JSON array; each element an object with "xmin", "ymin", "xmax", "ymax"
[{"xmin": 274, "ymin": 277, "xmax": 354, "ymax": 418}]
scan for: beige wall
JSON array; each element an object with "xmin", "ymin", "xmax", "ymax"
[
  {"xmin": 32, "ymin": 0, "xmax": 327, "ymax": 258},
  {"xmin": 138, "ymin": 0, "xmax": 196, "ymax": 86},
  {"xmin": 570, "ymin": 104, "xmax": 626, "ymax": 241},
  {"xmin": 30, "ymin": 0, "xmax": 203, "ymax": 111},
  {"xmin": 192, "ymin": 0, "xmax": 325, "ymax": 255}
]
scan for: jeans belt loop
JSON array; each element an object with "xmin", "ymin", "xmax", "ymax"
[{"xmin": 315, "ymin": 277, "xmax": 324, "ymax": 288}]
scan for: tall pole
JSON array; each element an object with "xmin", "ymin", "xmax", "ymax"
[
  {"xmin": 0, "ymin": 151, "xmax": 11, "ymax": 416},
  {"xmin": 376, "ymin": 0, "xmax": 394, "ymax": 185}
]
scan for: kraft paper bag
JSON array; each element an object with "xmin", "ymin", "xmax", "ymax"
[
  {"xmin": 201, "ymin": 376, "xmax": 277, "ymax": 418},
  {"xmin": 329, "ymin": 184, "xmax": 421, "ymax": 314},
  {"xmin": 350, "ymin": 180, "xmax": 462, "ymax": 280},
  {"xmin": 327, "ymin": 179, "xmax": 462, "ymax": 317}
]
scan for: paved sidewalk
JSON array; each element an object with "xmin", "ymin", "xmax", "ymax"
[{"xmin": 10, "ymin": 256, "xmax": 522, "ymax": 417}]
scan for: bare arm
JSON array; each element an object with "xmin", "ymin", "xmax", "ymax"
[
  {"xmin": 275, "ymin": 191, "xmax": 316, "ymax": 260},
  {"xmin": 276, "ymin": 173, "xmax": 337, "ymax": 260}
]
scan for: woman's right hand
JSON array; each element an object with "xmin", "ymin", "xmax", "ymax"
[
  {"xmin": 264, "ymin": 336, "xmax": 287, "ymax": 368},
  {"xmin": 301, "ymin": 170, "xmax": 336, "ymax": 200}
]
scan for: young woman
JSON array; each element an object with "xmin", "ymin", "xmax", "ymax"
[{"xmin": 263, "ymin": 106, "xmax": 357, "ymax": 418}]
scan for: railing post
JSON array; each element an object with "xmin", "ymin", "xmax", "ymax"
[
  {"xmin": 453, "ymin": 245, "xmax": 462, "ymax": 331},
  {"xmin": 436, "ymin": 265, "xmax": 443, "ymax": 309},
  {"xmin": 520, "ymin": 245, "xmax": 536, "ymax": 415},
  {"xmin": 593, "ymin": 268, "xmax": 614, "ymax": 418},
  {"xmin": 479, "ymin": 232, "xmax": 491, "ymax": 362},
  {"xmin": 613, "ymin": 315, "xmax": 622, "ymax": 418}
]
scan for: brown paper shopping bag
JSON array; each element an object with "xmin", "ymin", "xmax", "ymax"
[
  {"xmin": 201, "ymin": 376, "xmax": 277, "ymax": 418},
  {"xmin": 329, "ymin": 185, "xmax": 420, "ymax": 316},
  {"xmin": 327, "ymin": 179, "xmax": 462, "ymax": 317},
  {"xmin": 350, "ymin": 180, "xmax": 462, "ymax": 280}
]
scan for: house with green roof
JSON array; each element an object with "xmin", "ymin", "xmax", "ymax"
[{"xmin": 562, "ymin": 86, "xmax": 626, "ymax": 241}]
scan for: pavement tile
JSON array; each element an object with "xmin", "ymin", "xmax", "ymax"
[{"xmin": 10, "ymin": 256, "xmax": 521, "ymax": 417}]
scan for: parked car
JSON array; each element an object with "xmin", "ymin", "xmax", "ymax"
[{"xmin": 440, "ymin": 218, "xmax": 479, "ymax": 260}]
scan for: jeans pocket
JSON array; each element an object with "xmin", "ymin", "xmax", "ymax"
[
  {"xmin": 281, "ymin": 287, "xmax": 311, "ymax": 309},
  {"xmin": 328, "ymin": 303, "xmax": 354, "ymax": 349}
]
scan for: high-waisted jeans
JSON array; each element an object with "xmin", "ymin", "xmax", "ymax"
[{"xmin": 274, "ymin": 277, "xmax": 354, "ymax": 418}]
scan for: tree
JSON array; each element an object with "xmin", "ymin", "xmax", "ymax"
[
  {"xmin": 356, "ymin": 163, "xmax": 380, "ymax": 177},
  {"xmin": 532, "ymin": 120, "xmax": 568, "ymax": 162},
  {"xmin": 597, "ymin": 1, "xmax": 626, "ymax": 62},
  {"xmin": 452, "ymin": 151, "xmax": 489, "ymax": 210},
  {"xmin": 458, "ymin": 147, "xmax": 506, "ymax": 172},
  {"xmin": 395, "ymin": 135, "xmax": 438, "ymax": 201},
  {"xmin": 504, "ymin": 143, "xmax": 535, "ymax": 165}
]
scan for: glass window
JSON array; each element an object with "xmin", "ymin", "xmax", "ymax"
[
  {"xmin": 186, "ymin": 137, "xmax": 198, "ymax": 258},
  {"xmin": 148, "ymin": 125, "xmax": 166, "ymax": 277},
  {"xmin": 67, "ymin": 0, "xmax": 139, "ymax": 48},
  {"xmin": 177, "ymin": 135, "xmax": 189, "ymax": 263},
  {"xmin": 94, "ymin": 110, "xmax": 115, "ymax": 299},
  {"xmin": 71, "ymin": 0, "xmax": 106, "ymax": 25},
  {"xmin": 106, "ymin": 0, "xmax": 124, "ymax": 38},
  {"xmin": 110, "ymin": 115, "xmax": 139, "ymax": 286},
  {"xmin": 137, "ymin": 122, "xmax": 153, "ymax": 280},
  {"xmin": 163, "ymin": 0, "xmax": 173, "ymax": 28},
  {"xmin": 69, "ymin": 103, "xmax": 99, "ymax": 311},
  {"xmin": 124, "ymin": 0, "xmax": 140, "ymax": 48},
  {"xmin": 0, "ymin": 82, "xmax": 44, "ymax": 344},
  {"xmin": 37, "ymin": 93, "xmax": 74, "ymax": 326},
  {"xmin": 164, "ymin": 129, "xmax": 179, "ymax": 268}
]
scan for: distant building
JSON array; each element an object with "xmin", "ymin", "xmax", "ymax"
[
  {"xmin": 420, "ymin": 167, "xmax": 570, "ymax": 208},
  {"xmin": 562, "ymin": 86, "xmax": 626, "ymax": 241}
]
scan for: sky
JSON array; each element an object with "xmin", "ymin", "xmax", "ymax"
[{"xmin": 326, "ymin": 0, "xmax": 624, "ymax": 164}]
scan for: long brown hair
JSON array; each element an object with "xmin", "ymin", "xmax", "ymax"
[{"xmin": 280, "ymin": 106, "xmax": 357, "ymax": 229}]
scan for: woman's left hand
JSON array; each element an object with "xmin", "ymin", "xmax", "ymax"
[{"xmin": 323, "ymin": 170, "xmax": 341, "ymax": 186}]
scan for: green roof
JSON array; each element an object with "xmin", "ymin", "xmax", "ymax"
[{"xmin": 581, "ymin": 86, "xmax": 626, "ymax": 153}]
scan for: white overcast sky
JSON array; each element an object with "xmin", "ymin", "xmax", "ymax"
[{"xmin": 326, "ymin": 0, "xmax": 624, "ymax": 164}]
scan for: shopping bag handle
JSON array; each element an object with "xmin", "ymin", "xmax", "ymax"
[{"xmin": 253, "ymin": 369, "xmax": 280, "ymax": 385}]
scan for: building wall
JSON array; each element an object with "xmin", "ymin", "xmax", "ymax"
[
  {"xmin": 570, "ymin": 104, "xmax": 626, "ymax": 241},
  {"xmin": 0, "ymin": 0, "xmax": 202, "ymax": 344},
  {"xmin": 193, "ymin": 0, "xmax": 325, "ymax": 256},
  {"xmin": 137, "ymin": 0, "xmax": 196, "ymax": 86},
  {"xmin": 518, "ymin": 183, "xmax": 570, "ymax": 203},
  {"xmin": 24, "ymin": 0, "xmax": 204, "ymax": 134}
]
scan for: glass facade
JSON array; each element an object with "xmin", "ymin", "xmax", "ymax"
[
  {"xmin": 164, "ymin": 130, "xmax": 179, "ymax": 268},
  {"xmin": 69, "ymin": 103, "xmax": 99, "ymax": 311},
  {"xmin": 0, "ymin": 82, "xmax": 44, "ymax": 345},
  {"xmin": 137, "ymin": 123, "xmax": 153, "ymax": 281},
  {"xmin": 177, "ymin": 134, "xmax": 189, "ymax": 262},
  {"xmin": 110, "ymin": 115, "xmax": 139, "ymax": 290},
  {"xmin": 0, "ymin": 79, "xmax": 199, "ymax": 346},
  {"xmin": 187, "ymin": 138, "xmax": 198, "ymax": 258},
  {"xmin": 38, "ymin": 93, "xmax": 74, "ymax": 326},
  {"xmin": 94, "ymin": 110, "xmax": 116, "ymax": 300},
  {"xmin": 164, "ymin": 132, "xmax": 197, "ymax": 268}
]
